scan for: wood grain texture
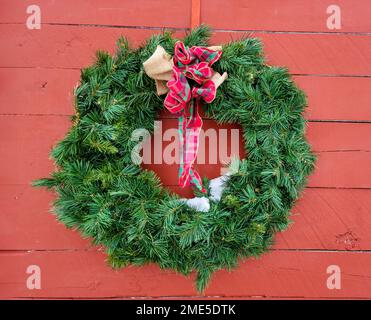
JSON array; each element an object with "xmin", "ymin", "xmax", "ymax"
[
  {"xmin": 1, "ymin": 116, "xmax": 371, "ymax": 187},
  {"xmin": 1, "ymin": 185, "xmax": 370, "ymax": 252},
  {"xmin": 2, "ymin": 68, "xmax": 371, "ymax": 121},
  {"xmin": 0, "ymin": 185, "xmax": 90, "ymax": 250},
  {"xmin": 145, "ymin": 151, "xmax": 371, "ymax": 188},
  {"xmin": 202, "ymin": 0, "xmax": 371, "ymax": 33},
  {"xmin": 294, "ymin": 76, "xmax": 371, "ymax": 121},
  {"xmin": 191, "ymin": 0, "xmax": 201, "ymax": 29},
  {"xmin": 0, "ymin": 68, "xmax": 78, "ymax": 115},
  {"xmin": 211, "ymin": 32, "xmax": 371, "ymax": 76},
  {"xmin": 3, "ymin": 0, "xmax": 370, "ymax": 33},
  {"xmin": 0, "ymin": 25, "xmax": 165, "ymax": 69},
  {"xmin": 1, "ymin": 0, "xmax": 371, "ymax": 300},
  {"xmin": 0, "ymin": 0, "xmax": 191, "ymax": 28},
  {"xmin": 1, "ymin": 250, "xmax": 371, "ymax": 298},
  {"xmin": 1, "ymin": 25, "xmax": 371, "ymax": 76}
]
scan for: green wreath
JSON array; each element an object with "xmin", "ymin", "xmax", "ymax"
[{"xmin": 34, "ymin": 26, "xmax": 315, "ymax": 292}]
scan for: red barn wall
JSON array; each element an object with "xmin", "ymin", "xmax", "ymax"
[{"xmin": 0, "ymin": 0, "xmax": 371, "ymax": 299}]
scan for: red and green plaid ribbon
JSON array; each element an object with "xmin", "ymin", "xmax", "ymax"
[{"xmin": 164, "ymin": 41, "xmax": 222, "ymax": 192}]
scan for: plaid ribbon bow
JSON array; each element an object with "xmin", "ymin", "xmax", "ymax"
[
  {"xmin": 164, "ymin": 41, "xmax": 223, "ymax": 192},
  {"xmin": 143, "ymin": 42, "xmax": 227, "ymax": 192}
]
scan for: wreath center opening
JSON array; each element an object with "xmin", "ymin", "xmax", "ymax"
[{"xmin": 140, "ymin": 115, "xmax": 245, "ymax": 198}]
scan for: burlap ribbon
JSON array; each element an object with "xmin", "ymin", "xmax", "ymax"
[{"xmin": 143, "ymin": 41, "xmax": 228, "ymax": 192}]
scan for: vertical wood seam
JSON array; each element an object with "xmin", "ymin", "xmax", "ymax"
[{"xmin": 191, "ymin": 0, "xmax": 201, "ymax": 29}]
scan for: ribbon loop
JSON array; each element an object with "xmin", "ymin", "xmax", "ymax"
[
  {"xmin": 192, "ymin": 80, "xmax": 216, "ymax": 103},
  {"xmin": 143, "ymin": 41, "xmax": 228, "ymax": 192},
  {"xmin": 174, "ymin": 42, "xmax": 195, "ymax": 66}
]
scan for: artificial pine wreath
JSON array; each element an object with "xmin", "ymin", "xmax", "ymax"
[{"xmin": 34, "ymin": 26, "xmax": 315, "ymax": 292}]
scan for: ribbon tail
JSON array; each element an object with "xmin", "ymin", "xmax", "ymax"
[
  {"xmin": 178, "ymin": 109, "xmax": 187, "ymax": 186},
  {"xmin": 178, "ymin": 99, "xmax": 206, "ymax": 193}
]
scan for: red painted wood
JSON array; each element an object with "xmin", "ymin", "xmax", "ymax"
[
  {"xmin": 2, "ymin": 68, "xmax": 371, "ymax": 122},
  {"xmin": 275, "ymin": 188, "xmax": 370, "ymax": 251},
  {"xmin": 0, "ymin": 185, "xmax": 90, "ymax": 250},
  {"xmin": 143, "ymin": 120, "xmax": 371, "ymax": 188},
  {"xmin": 1, "ymin": 0, "xmax": 371, "ymax": 300},
  {"xmin": 1, "ymin": 117, "xmax": 370, "ymax": 251},
  {"xmin": 3, "ymin": 0, "xmax": 371, "ymax": 33},
  {"xmin": 1, "ymin": 250, "xmax": 371, "ymax": 298},
  {"xmin": 308, "ymin": 151, "xmax": 371, "ymax": 188},
  {"xmin": 202, "ymin": 0, "xmax": 371, "ymax": 33},
  {"xmin": 141, "ymin": 118, "xmax": 246, "ymax": 180},
  {"xmin": 0, "ymin": 25, "xmax": 184, "ymax": 69},
  {"xmin": 0, "ymin": 0, "xmax": 191, "ymax": 28},
  {"xmin": 211, "ymin": 32, "xmax": 371, "ymax": 76},
  {"xmin": 0, "ymin": 115, "xmax": 71, "ymax": 185},
  {"xmin": 146, "ymin": 151, "xmax": 371, "ymax": 188},
  {"xmin": 306, "ymin": 122, "xmax": 371, "ymax": 152},
  {"xmin": 2, "ymin": 185, "xmax": 370, "ymax": 252},
  {"xmin": 0, "ymin": 68, "xmax": 78, "ymax": 115},
  {"xmin": 191, "ymin": 0, "xmax": 201, "ymax": 29},
  {"xmin": 1, "ymin": 116, "xmax": 371, "ymax": 188},
  {"xmin": 1, "ymin": 25, "xmax": 371, "ymax": 76},
  {"xmin": 294, "ymin": 76, "xmax": 371, "ymax": 121}
]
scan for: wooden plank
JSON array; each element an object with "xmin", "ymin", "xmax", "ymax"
[
  {"xmin": 1, "ymin": 117, "xmax": 370, "ymax": 250},
  {"xmin": 1, "ymin": 115, "xmax": 371, "ymax": 187},
  {"xmin": 294, "ymin": 75, "xmax": 371, "ymax": 121},
  {"xmin": 1, "ymin": 25, "xmax": 371, "ymax": 75},
  {"xmin": 145, "ymin": 151, "xmax": 371, "ymax": 188},
  {"xmin": 190, "ymin": 0, "xmax": 201, "ymax": 29},
  {"xmin": 0, "ymin": 0, "xmax": 369, "ymax": 301},
  {"xmin": 0, "ymin": 185, "xmax": 90, "ymax": 250},
  {"xmin": 0, "ymin": 68, "xmax": 78, "ymax": 115},
  {"xmin": 202, "ymin": 0, "xmax": 371, "ymax": 33},
  {"xmin": 2, "ymin": 184, "xmax": 370, "ymax": 251},
  {"xmin": 0, "ymin": 115, "xmax": 71, "ymax": 185},
  {"xmin": 2, "ymin": 68, "xmax": 371, "ymax": 122},
  {"xmin": 168, "ymin": 187, "xmax": 371, "ymax": 251},
  {"xmin": 308, "ymin": 151, "xmax": 371, "ymax": 188},
  {"xmin": 1, "ymin": 250, "xmax": 371, "ymax": 298},
  {"xmin": 2, "ymin": 0, "xmax": 371, "ymax": 34},
  {"xmin": 306, "ymin": 122, "xmax": 371, "ymax": 152},
  {"xmin": 0, "ymin": 25, "xmax": 184, "ymax": 69},
  {"xmin": 211, "ymin": 32, "xmax": 371, "ymax": 76},
  {"xmin": 144, "ymin": 120, "xmax": 371, "ymax": 188},
  {"xmin": 275, "ymin": 188, "xmax": 371, "ymax": 251},
  {"xmin": 0, "ymin": 0, "xmax": 191, "ymax": 28}
]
